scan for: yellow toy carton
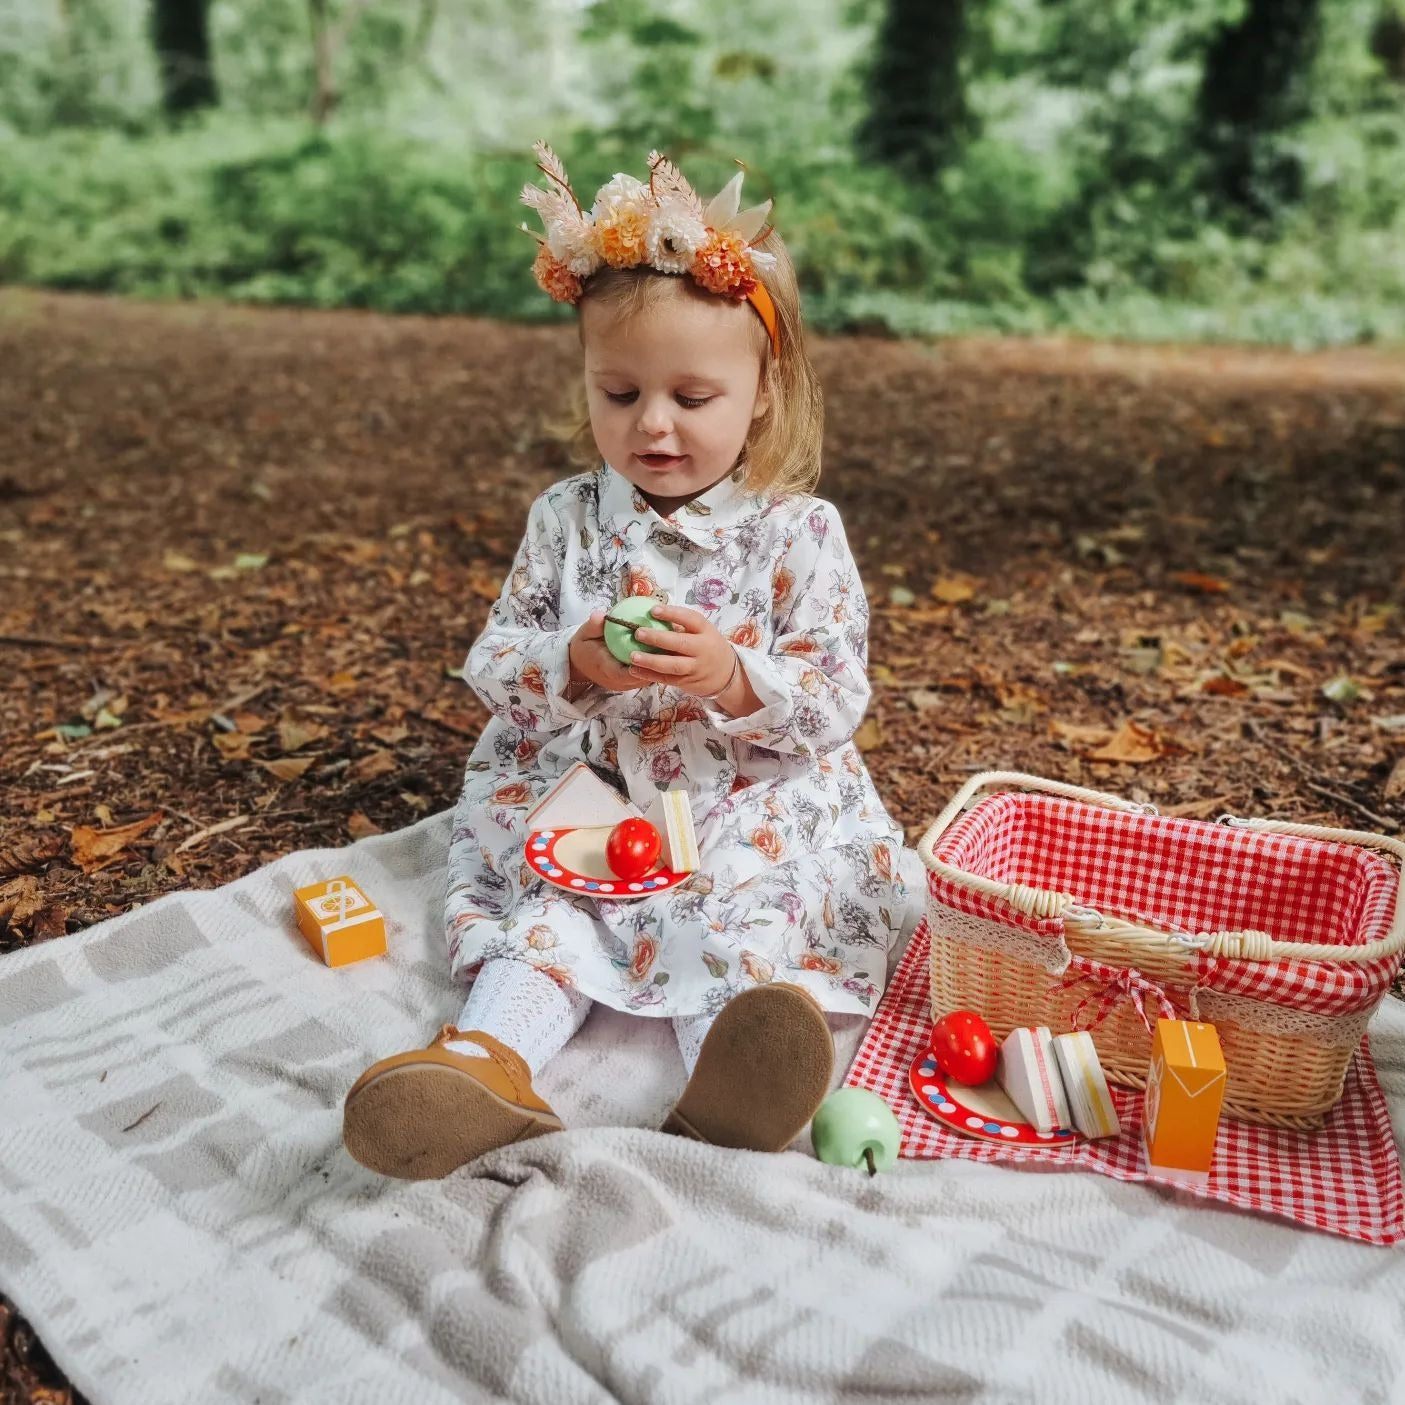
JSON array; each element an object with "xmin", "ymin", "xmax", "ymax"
[
  {"xmin": 1143, "ymin": 1018, "xmax": 1226, "ymax": 1184},
  {"xmin": 294, "ymin": 876, "xmax": 386, "ymax": 967}
]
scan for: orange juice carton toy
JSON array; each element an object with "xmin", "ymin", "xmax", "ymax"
[
  {"xmin": 294, "ymin": 876, "xmax": 386, "ymax": 968},
  {"xmin": 1143, "ymin": 1018, "xmax": 1226, "ymax": 1184}
]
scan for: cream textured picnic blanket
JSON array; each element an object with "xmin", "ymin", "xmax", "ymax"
[{"xmin": 2, "ymin": 812, "xmax": 1403, "ymax": 1405}]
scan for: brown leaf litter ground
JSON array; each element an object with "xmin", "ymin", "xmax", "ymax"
[{"xmin": 1, "ymin": 290, "xmax": 1403, "ymax": 1404}]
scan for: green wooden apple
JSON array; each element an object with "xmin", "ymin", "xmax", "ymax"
[
  {"xmin": 603, "ymin": 596, "xmax": 678, "ymax": 665},
  {"xmin": 812, "ymin": 1088, "xmax": 902, "ymax": 1175}
]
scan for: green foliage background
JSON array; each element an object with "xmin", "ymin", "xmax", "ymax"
[{"xmin": 1, "ymin": 0, "xmax": 1403, "ymax": 345}]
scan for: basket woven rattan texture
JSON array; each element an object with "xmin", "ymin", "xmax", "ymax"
[{"xmin": 917, "ymin": 773, "xmax": 1405, "ymax": 1130}]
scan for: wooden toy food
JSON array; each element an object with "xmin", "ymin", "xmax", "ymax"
[
  {"xmin": 294, "ymin": 876, "xmax": 386, "ymax": 967},
  {"xmin": 605, "ymin": 817, "xmax": 663, "ymax": 880},
  {"xmin": 1052, "ymin": 1030, "xmax": 1120, "ymax": 1139},
  {"xmin": 812, "ymin": 1088, "xmax": 902, "ymax": 1175},
  {"xmin": 603, "ymin": 596, "xmax": 679, "ymax": 665},
  {"xmin": 1143, "ymin": 1018, "xmax": 1225, "ymax": 1183},
  {"xmin": 996, "ymin": 1026, "xmax": 1071, "ymax": 1134},
  {"xmin": 929, "ymin": 1009, "xmax": 998, "ymax": 1086}
]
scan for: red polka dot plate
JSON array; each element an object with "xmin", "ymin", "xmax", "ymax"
[
  {"xmin": 526, "ymin": 828, "xmax": 689, "ymax": 901},
  {"xmin": 908, "ymin": 1050, "xmax": 1077, "ymax": 1146}
]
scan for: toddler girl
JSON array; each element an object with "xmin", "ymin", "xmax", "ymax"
[{"xmin": 343, "ymin": 144, "xmax": 907, "ymax": 1180}]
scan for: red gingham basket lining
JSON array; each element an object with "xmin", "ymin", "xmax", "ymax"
[
  {"xmin": 847, "ymin": 921, "xmax": 1405, "ymax": 1246},
  {"xmin": 928, "ymin": 793, "xmax": 1403, "ymax": 1016}
]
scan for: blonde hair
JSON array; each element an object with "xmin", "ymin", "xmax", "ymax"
[{"xmin": 550, "ymin": 232, "xmax": 824, "ymax": 500}]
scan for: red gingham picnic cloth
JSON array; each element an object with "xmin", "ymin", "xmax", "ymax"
[
  {"xmin": 928, "ymin": 793, "xmax": 1403, "ymax": 1017},
  {"xmin": 847, "ymin": 921, "xmax": 1405, "ymax": 1246}
]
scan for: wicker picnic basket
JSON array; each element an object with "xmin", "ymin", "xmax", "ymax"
[{"xmin": 915, "ymin": 771, "xmax": 1405, "ymax": 1130}]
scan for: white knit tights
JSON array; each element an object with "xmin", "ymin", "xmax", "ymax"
[
  {"xmin": 672, "ymin": 1012, "xmax": 716, "ymax": 1078},
  {"xmin": 445, "ymin": 958, "xmax": 718, "ymax": 1080},
  {"xmin": 446, "ymin": 959, "xmax": 592, "ymax": 1078}
]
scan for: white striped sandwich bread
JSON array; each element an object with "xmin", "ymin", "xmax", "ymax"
[
  {"xmin": 1052, "ymin": 1030, "xmax": 1121, "ymax": 1139},
  {"xmin": 644, "ymin": 788, "xmax": 700, "ymax": 873}
]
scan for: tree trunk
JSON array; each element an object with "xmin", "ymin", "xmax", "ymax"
[
  {"xmin": 150, "ymin": 0, "xmax": 218, "ymax": 118},
  {"xmin": 1371, "ymin": 8, "xmax": 1405, "ymax": 83},
  {"xmin": 1196, "ymin": 0, "xmax": 1322, "ymax": 215},
  {"xmin": 308, "ymin": 0, "xmax": 337, "ymax": 123},
  {"xmin": 307, "ymin": 0, "xmax": 373, "ymax": 123},
  {"xmin": 857, "ymin": 0, "xmax": 969, "ymax": 182}
]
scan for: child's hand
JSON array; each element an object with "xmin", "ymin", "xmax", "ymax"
[
  {"xmin": 628, "ymin": 604, "xmax": 739, "ymax": 698},
  {"xmin": 568, "ymin": 612, "xmax": 645, "ymax": 695}
]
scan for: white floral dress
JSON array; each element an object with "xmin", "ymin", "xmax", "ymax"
[{"xmin": 445, "ymin": 462, "xmax": 908, "ymax": 1020}]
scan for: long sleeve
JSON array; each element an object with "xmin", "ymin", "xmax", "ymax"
[
  {"xmin": 705, "ymin": 501, "xmax": 872, "ymax": 758},
  {"xmin": 463, "ymin": 491, "xmax": 595, "ymax": 736}
]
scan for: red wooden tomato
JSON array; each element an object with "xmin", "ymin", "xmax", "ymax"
[
  {"xmin": 605, "ymin": 818, "xmax": 662, "ymax": 880},
  {"xmin": 929, "ymin": 1010, "xmax": 998, "ymax": 1086}
]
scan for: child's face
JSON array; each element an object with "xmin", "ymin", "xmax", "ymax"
[{"xmin": 581, "ymin": 290, "xmax": 770, "ymax": 514}]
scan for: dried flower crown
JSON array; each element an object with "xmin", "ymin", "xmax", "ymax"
[{"xmin": 521, "ymin": 142, "xmax": 781, "ymax": 359}]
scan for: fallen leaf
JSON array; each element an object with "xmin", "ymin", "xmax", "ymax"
[
  {"xmin": 259, "ymin": 756, "xmax": 316, "ymax": 782},
  {"xmin": 1052, "ymin": 719, "xmax": 1175, "ymax": 763},
  {"xmin": 43, "ymin": 722, "xmax": 93, "ymax": 741},
  {"xmin": 1384, "ymin": 757, "xmax": 1405, "ymax": 802},
  {"xmin": 466, "ymin": 571, "xmax": 501, "ymax": 603},
  {"xmin": 1322, "ymin": 676, "xmax": 1361, "ymax": 705},
  {"xmin": 1087, "ymin": 719, "xmax": 1173, "ymax": 764},
  {"xmin": 1121, "ymin": 638, "xmax": 1163, "ymax": 675},
  {"xmin": 370, "ymin": 722, "xmax": 410, "ymax": 745},
  {"xmin": 854, "ymin": 718, "xmax": 885, "ymax": 752},
  {"xmin": 70, "ymin": 812, "xmax": 163, "ymax": 874},
  {"xmin": 350, "ymin": 748, "xmax": 398, "ymax": 782},
  {"xmin": 80, "ymin": 687, "xmax": 118, "ymax": 721},
  {"xmin": 930, "ymin": 574, "xmax": 979, "ymax": 604},
  {"xmin": 0, "ymin": 875, "xmax": 44, "ymax": 924},
  {"xmin": 1168, "ymin": 570, "xmax": 1231, "ymax": 594},
  {"xmin": 1051, "ymin": 721, "xmax": 1113, "ymax": 749},
  {"xmin": 887, "ymin": 586, "xmax": 916, "ymax": 608},
  {"xmin": 278, "ymin": 720, "xmax": 329, "ymax": 752},
  {"xmin": 31, "ymin": 903, "xmax": 69, "ymax": 940},
  {"xmin": 212, "ymin": 731, "xmax": 252, "ymax": 761},
  {"xmin": 995, "ymin": 681, "xmax": 1047, "ymax": 720},
  {"xmin": 0, "ymin": 832, "xmax": 65, "ymax": 876},
  {"xmin": 1374, "ymin": 715, "xmax": 1405, "ymax": 733},
  {"xmin": 1201, "ymin": 675, "xmax": 1251, "ymax": 697},
  {"xmin": 233, "ymin": 711, "xmax": 268, "ymax": 734},
  {"xmin": 163, "ymin": 550, "xmax": 201, "ymax": 573},
  {"xmin": 347, "ymin": 810, "xmax": 382, "ymax": 839}
]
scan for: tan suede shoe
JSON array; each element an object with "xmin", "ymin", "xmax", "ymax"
[
  {"xmin": 661, "ymin": 984, "xmax": 834, "ymax": 1153},
  {"xmin": 342, "ymin": 1026, "xmax": 562, "ymax": 1180}
]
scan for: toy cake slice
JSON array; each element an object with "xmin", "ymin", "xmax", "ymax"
[
  {"xmin": 644, "ymin": 789, "xmax": 699, "ymax": 873},
  {"xmin": 527, "ymin": 762, "xmax": 639, "ymax": 831}
]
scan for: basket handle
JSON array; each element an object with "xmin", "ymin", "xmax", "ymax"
[
  {"xmin": 915, "ymin": 771, "xmax": 1405, "ymax": 965},
  {"xmin": 916, "ymin": 771, "xmax": 1157, "ymax": 920}
]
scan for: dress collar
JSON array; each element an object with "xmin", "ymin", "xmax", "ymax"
[{"xmin": 596, "ymin": 461, "xmax": 766, "ymax": 552}]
